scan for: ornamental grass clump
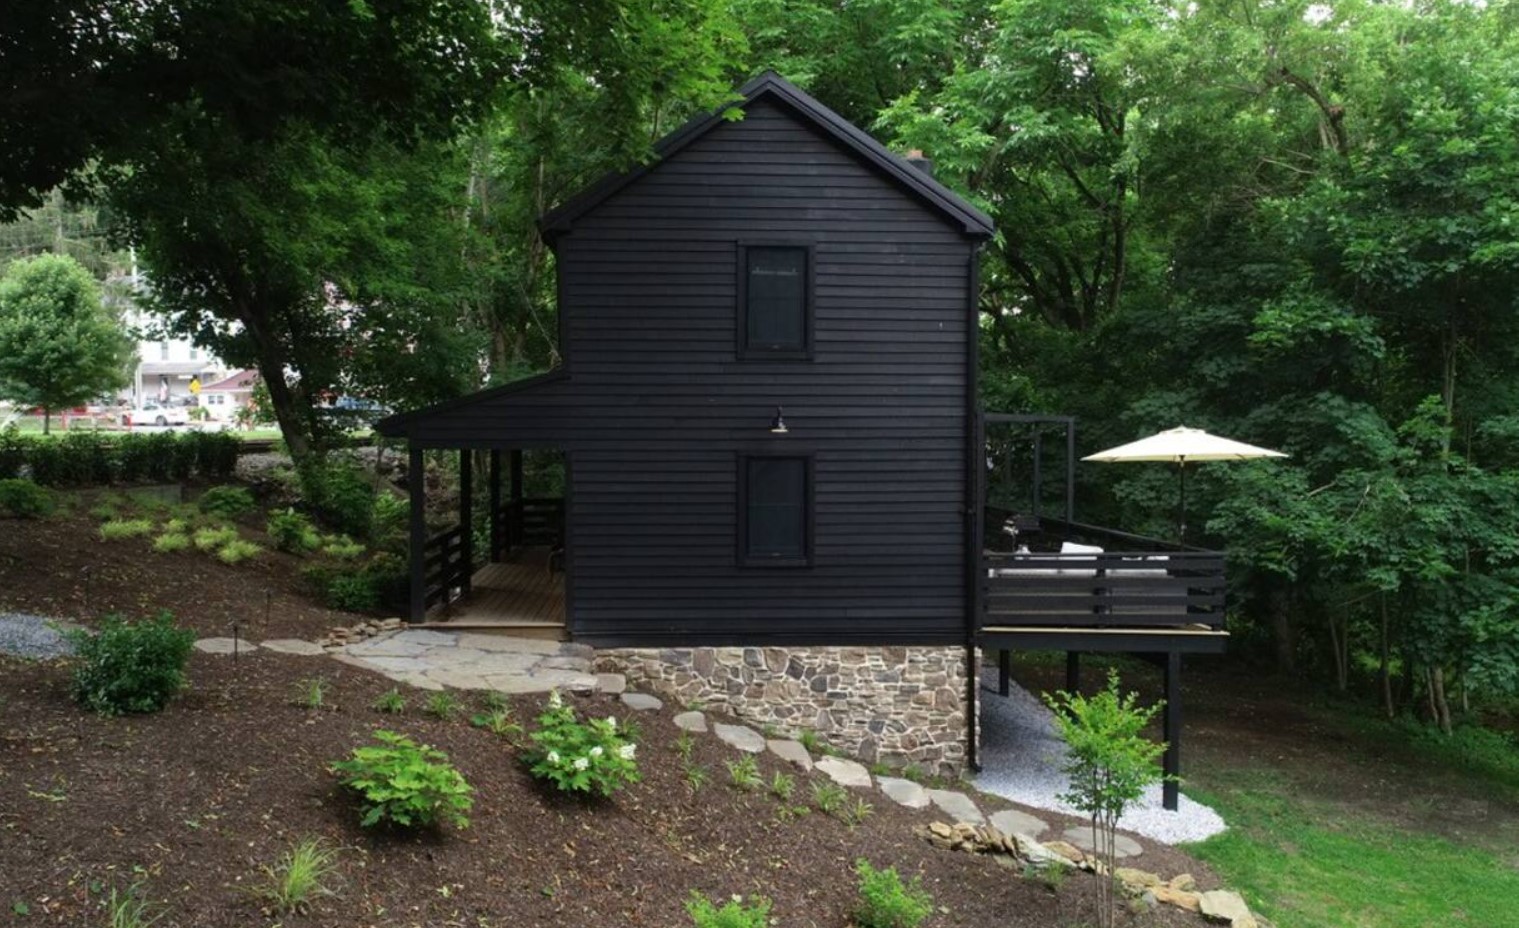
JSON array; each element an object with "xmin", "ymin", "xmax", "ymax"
[
  {"xmin": 331, "ymin": 730, "xmax": 473, "ymax": 830},
  {"xmin": 65, "ymin": 612, "xmax": 196, "ymax": 716},
  {"xmin": 525, "ymin": 689, "xmax": 640, "ymax": 797}
]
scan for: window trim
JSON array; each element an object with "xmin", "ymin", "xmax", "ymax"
[
  {"xmin": 737, "ymin": 242, "xmax": 815, "ymax": 360},
  {"xmin": 736, "ymin": 452, "xmax": 815, "ymax": 568}
]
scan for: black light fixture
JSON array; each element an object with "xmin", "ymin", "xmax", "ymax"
[{"xmin": 769, "ymin": 405, "xmax": 789, "ymax": 434}]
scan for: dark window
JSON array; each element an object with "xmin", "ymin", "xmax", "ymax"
[
  {"xmin": 739, "ymin": 245, "xmax": 811, "ymax": 358},
  {"xmin": 740, "ymin": 455, "xmax": 811, "ymax": 565}
]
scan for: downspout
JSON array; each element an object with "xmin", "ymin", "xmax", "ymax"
[{"xmin": 964, "ymin": 242, "xmax": 984, "ymax": 772}]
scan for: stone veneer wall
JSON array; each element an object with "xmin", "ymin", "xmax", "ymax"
[{"xmin": 595, "ymin": 646, "xmax": 970, "ymax": 775}]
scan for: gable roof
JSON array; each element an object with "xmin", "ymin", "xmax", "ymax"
[
  {"xmin": 374, "ymin": 367, "xmax": 566, "ymax": 437},
  {"xmin": 539, "ymin": 70, "xmax": 995, "ymax": 241}
]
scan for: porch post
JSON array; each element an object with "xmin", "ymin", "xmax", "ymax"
[
  {"xmin": 997, "ymin": 649, "xmax": 1011, "ymax": 697},
  {"xmin": 407, "ymin": 445, "xmax": 425, "ymax": 624},
  {"xmin": 459, "ymin": 449, "xmax": 473, "ymax": 597},
  {"xmin": 1163, "ymin": 650, "xmax": 1181, "ymax": 811},
  {"xmin": 488, "ymin": 449, "xmax": 502, "ymax": 562},
  {"xmin": 509, "ymin": 448, "xmax": 524, "ymax": 549},
  {"xmin": 1066, "ymin": 651, "xmax": 1081, "ymax": 692}
]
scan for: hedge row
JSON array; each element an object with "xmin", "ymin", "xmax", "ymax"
[{"xmin": 0, "ymin": 429, "xmax": 240, "ymax": 486}]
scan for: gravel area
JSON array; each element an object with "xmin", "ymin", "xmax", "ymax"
[
  {"xmin": 0, "ymin": 613, "xmax": 80, "ymax": 659},
  {"xmin": 974, "ymin": 671, "xmax": 1228, "ymax": 844}
]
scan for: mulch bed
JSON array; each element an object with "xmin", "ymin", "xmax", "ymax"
[
  {"xmin": 1, "ymin": 651, "xmax": 1217, "ymax": 928},
  {"xmin": 0, "ymin": 490, "xmax": 370, "ymax": 641}
]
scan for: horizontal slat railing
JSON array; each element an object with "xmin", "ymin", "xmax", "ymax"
[
  {"xmin": 423, "ymin": 526, "xmax": 468, "ymax": 607},
  {"xmin": 519, "ymin": 497, "xmax": 564, "ymax": 547},
  {"xmin": 980, "ymin": 550, "xmax": 1226, "ymax": 630}
]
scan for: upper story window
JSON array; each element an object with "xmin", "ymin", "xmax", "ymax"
[
  {"xmin": 739, "ymin": 244, "xmax": 812, "ymax": 359},
  {"xmin": 158, "ymin": 341, "xmax": 169, "ymax": 361},
  {"xmin": 189, "ymin": 346, "xmax": 199, "ymax": 361}
]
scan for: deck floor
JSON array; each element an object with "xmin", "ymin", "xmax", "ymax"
[{"xmin": 429, "ymin": 547, "xmax": 565, "ymax": 627}]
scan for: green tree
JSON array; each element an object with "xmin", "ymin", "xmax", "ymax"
[{"xmin": 0, "ymin": 254, "xmax": 129, "ymax": 432}]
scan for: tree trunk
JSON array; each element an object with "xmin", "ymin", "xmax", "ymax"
[
  {"xmin": 42, "ymin": 407, "xmax": 51, "ymax": 435},
  {"xmin": 1431, "ymin": 666, "xmax": 1453, "ymax": 735},
  {"xmin": 1379, "ymin": 595, "xmax": 1395, "ymax": 718},
  {"xmin": 1266, "ymin": 585, "xmax": 1295, "ymax": 673}
]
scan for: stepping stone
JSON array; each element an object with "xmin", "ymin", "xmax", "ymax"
[
  {"xmin": 390, "ymin": 671, "xmax": 444, "ymax": 691},
  {"xmin": 424, "ymin": 668, "xmax": 491, "ymax": 690},
  {"xmin": 595, "ymin": 673, "xmax": 627, "ymax": 694},
  {"xmin": 538, "ymin": 671, "xmax": 599, "ymax": 694},
  {"xmin": 194, "ymin": 637, "xmax": 257, "ymax": 655},
  {"xmin": 990, "ymin": 808, "xmax": 1049, "ymax": 838},
  {"xmin": 259, "ymin": 639, "xmax": 326, "ymax": 656},
  {"xmin": 815, "ymin": 756, "xmax": 872, "ymax": 789},
  {"xmin": 390, "ymin": 629, "xmax": 458, "ymax": 647},
  {"xmin": 1061, "ymin": 825, "xmax": 1143, "ymax": 859},
  {"xmin": 877, "ymin": 776, "xmax": 930, "ymax": 810},
  {"xmin": 537, "ymin": 655, "xmax": 592, "ymax": 672},
  {"xmin": 621, "ymin": 692, "xmax": 663, "ymax": 712},
  {"xmin": 714, "ymin": 723, "xmax": 766, "ymax": 753},
  {"xmin": 1198, "ymin": 890, "xmax": 1257, "ymax": 928},
  {"xmin": 454, "ymin": 633, "xmax": 560, "ymax": 654},
  {"xmin": 673, "ymin": 710, "xmax": 707, "ymax": 733},
  {"xmin": 766, "ymin": 739, "xmax": 812, "ymax": 771},
  {"xmin": 346, "ymin": 637, "xmax": 430, "ymax": 657},
  {"xmin": 927, "ymin": 789, "xmax": 985, "ymax": 825},
  {"xmin": 359, "ymin": 656, "xmax": 433, "ymax": 674}
]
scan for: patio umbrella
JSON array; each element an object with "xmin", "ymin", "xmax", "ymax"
[{"xmin": 1082, "ymin": 426, "xmax": 1287, "ymax": 542}]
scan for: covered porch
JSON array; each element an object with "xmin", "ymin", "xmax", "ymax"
[{"xmin": 405, "ymin": 445, "xmax": 567, "ymax": 637}]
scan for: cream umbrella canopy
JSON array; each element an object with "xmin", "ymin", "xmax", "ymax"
[{"xmin": 1082, "ymin": 426, "xmax": 1287, "ymax": 542}]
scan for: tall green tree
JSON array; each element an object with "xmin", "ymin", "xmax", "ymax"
[{"xmin": 0, "ymin": 253, "xmax": 130, "ymax": 432}]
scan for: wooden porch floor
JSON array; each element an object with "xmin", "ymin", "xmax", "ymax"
[{"xmin": 425, "ymin": 547, "xmax": 565, "ymax": 633}]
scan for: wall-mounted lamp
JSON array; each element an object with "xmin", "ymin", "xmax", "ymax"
[{"xmin": 769, "ymin": 405, "xmax": 789, "ymax": 434}]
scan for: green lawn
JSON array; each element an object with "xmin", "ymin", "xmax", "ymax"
[{"xmin": 1184, "ymin": 727, "xmax": 1519, "ymax": 928}]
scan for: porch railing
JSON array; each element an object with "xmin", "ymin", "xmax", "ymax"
[{"xmin": 423, "ymin": 525, "xmax": 469, "ymax": 608}]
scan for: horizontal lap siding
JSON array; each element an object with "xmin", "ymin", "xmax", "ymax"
[{"xmin": 415, "ymin": 98, "xmax": 974, "ymax": 646}]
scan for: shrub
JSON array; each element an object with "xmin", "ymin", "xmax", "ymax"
[
  {"xmin": 198, "ymin": 485, "xmax": 256, "ymax": 519},
  {"xmin": 268, "ymin": 508, "xmax": 320, "ymax": 553},
  {"xmin": 216, "ymin": 539, "xmax": 262, "ymax": 564},
  {"xmin": 0, "ymin": 478, "xmax": 53, "ymax": 518},
  {"xmin": 65, "ymin": 612, "xmax": 196, "ymax": 716},
  {"xmin": 115, "ymin": 434, "xmax": 155, "ymax": 483},
  {"xmin": 525, "ymin": 689, "xmax": 640, "ymax": 797},
  {"xmin": 1044, "ymin": 670, "xmax": 1167, "ymax": 928},
  {"xmin": 331, "ymin": 730, "xmax": 473, "ymax": 830},
  {"xmin": 371, "ymin": 492, "xmax": 408, "ymax": 549},
  {"xmin": 152, "ymin": 532, "xmax": 190, "ymax": 554},
  {"xmin": 250, "ymin": 838, "xmax": 339, "ymax": 916},
  {"xmin": 853, "ymin": 860, "xmax": 934, "ymax": 928},
  {"xmin": 309, "ymin": 554, "xmax": 406, "ymax": 612},
  {"xmin": 0, "ymin": 427, "xmax": 23, "ymax": 479},
  {"xmin": 100, "ymin": 519, "xmax": 154, "ymax": 541},
  {"xmin": 686, "ymin": 891, "xmax": 772, "ymax": 928},
  {"xmin": 325, "ymin": 572, "xmax": 382, "ymax": 612},
  {"xmin": 191, "ymin": 431, "xmax": 240, "ymax": 479},
  {"xmin": 298, "ymin": 460, "xmax": 375, "ymax": 539},
  {"xmin": 193, "ymin": 525, "xmax": 239, "ymax": 552}
]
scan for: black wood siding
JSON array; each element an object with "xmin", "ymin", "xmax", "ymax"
[{"xmin": 406, "ymin": 98, "xmax": 976, "ymax": 646}]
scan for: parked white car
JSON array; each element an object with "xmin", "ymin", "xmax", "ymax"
[{"xmin": 120, "ymin": 401, "xmax": 192, "ymax": 428}]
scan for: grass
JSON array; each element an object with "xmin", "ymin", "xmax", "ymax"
[
  {"xmin": 372, "ymin": 689, "xmax": 407, "ymax": 714},
  {"xmin": 292, "ymin": 677, "xmax": 329, "ymax": 711},
  {"xmin": 215, "ymin": 539, "xmax": 262, "ymax": 564},
  {"xmin": 192, "ymin": 525, "xmax": 239, "ymax": 552},
  {"xmin": 250, "ymin": 837, "xmax": 339, "ymax": 915},
  {"xmin": 104, "ymin": 883, "xmax": 163, "ymax": 928},
  {"xmin": 1187, "ymin": 767, "xmax": 1519, "ymax": 928},
  {"xmin": 152, "ymin": 532, "xmax": 190, "ymax": 554}
]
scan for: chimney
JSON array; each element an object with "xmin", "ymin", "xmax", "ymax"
[{"xmin": 904, "ymin": 148, "xmax": 935, "ymax": 177}]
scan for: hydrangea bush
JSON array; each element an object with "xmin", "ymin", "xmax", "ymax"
[{"xmin": 525, "ymin": 690, "xmax": 640, "ymax": 797}]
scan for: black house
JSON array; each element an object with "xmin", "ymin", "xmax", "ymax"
[{"xmin": 378, "ymin": 72, "xmax": 1225, "ymax": 794}]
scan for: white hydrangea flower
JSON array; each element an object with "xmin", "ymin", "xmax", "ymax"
[
  {"xmin": 548, "ymin": 689, "xmax": 563, "ymax": 708},
  {"xmin": 606, "ymin": 716, "xmax": 617, "ymax": 730},
  {"xmin": 547, "ymin": 750, "xmax": 560, "ymax": 765},
  {"xmin": 618, "ymin": 743, "xmax": 636, "ymax": 760},
  {"xmin": 589, "ymin": 746, "xmax": 603, "ymax": 757},
  {"xmin": 573, "ymin": 757, "xmax": 590, "ymax": 771}
]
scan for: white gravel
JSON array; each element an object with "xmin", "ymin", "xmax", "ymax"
[
  {"xmin": 973, "ymin": 671, "xmax": 1228, "ymax": 844},
  {"xmin": 0, "ymin": 613, "xmax": 80, "ymax": 660}
]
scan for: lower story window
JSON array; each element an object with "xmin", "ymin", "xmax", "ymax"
[{"xmin": 740, "ymin": 454, "xmax": 812, "ymax": 566}]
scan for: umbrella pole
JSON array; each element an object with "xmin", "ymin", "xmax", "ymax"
[{"xmin": 1178, "ymin": 459, "xmax": 1187, "ymax": 545}]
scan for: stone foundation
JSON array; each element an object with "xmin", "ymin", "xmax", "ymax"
[{"xmin": 595, "ymin": 645, "xmax": 970, "ymax": 776}]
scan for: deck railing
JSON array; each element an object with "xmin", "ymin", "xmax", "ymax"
[{"xmin": 979, "ymin": 515, "xmax": 1226, "ymax": 631}]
